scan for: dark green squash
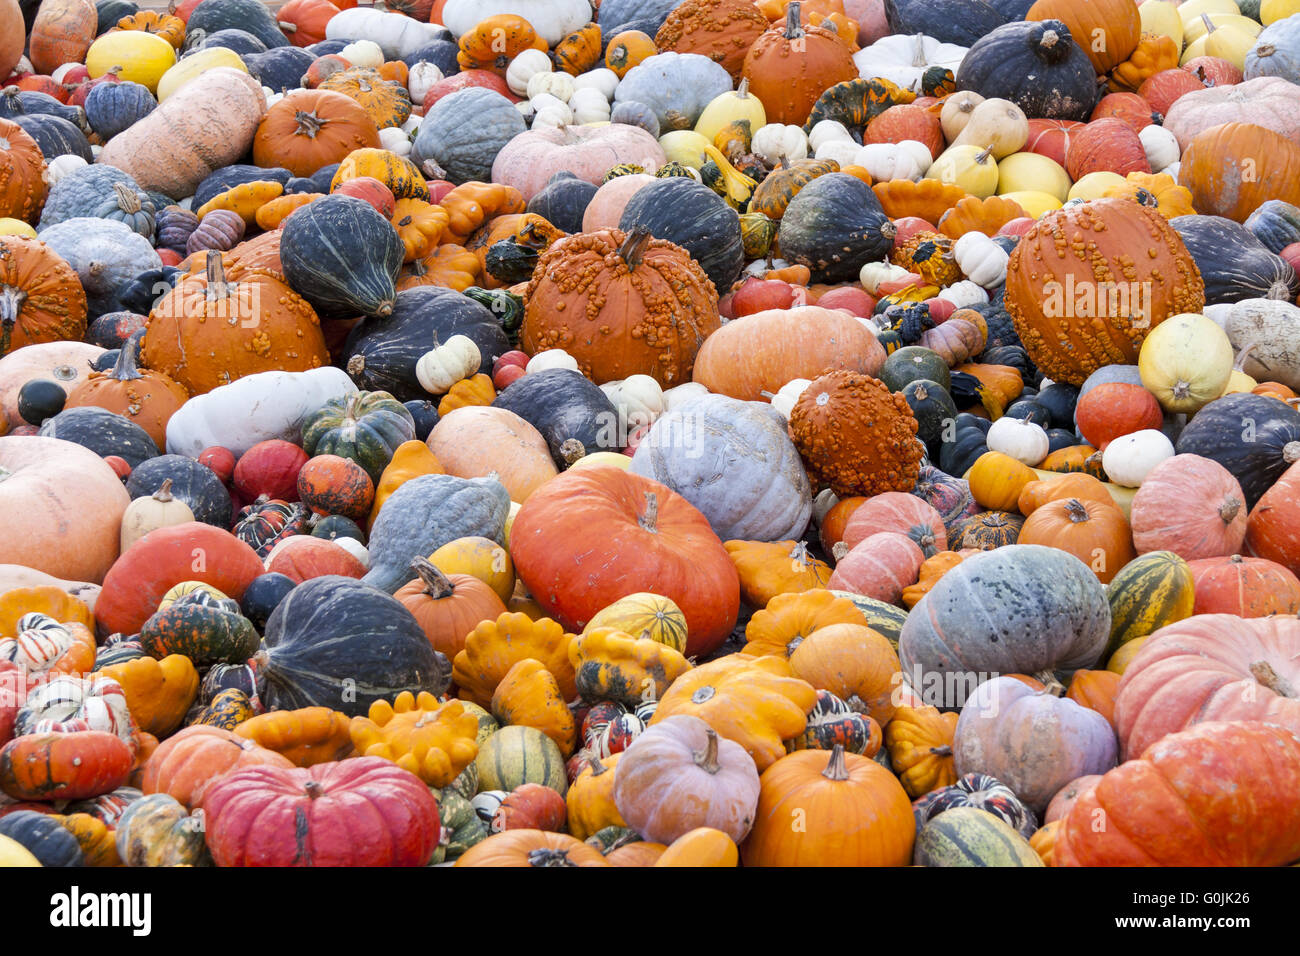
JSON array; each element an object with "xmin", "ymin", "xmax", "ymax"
[
  {"xmin": 462, "ymin": 287, "xmax": 524, "ymax": 347},
  {"xmin": 1174, "ymin": 392, "xmax": 1300, "ymax": 508},
  {"xmin": 0, "ymin": 811, "xmax": 85, "ymax": 867},
  {"xmin": 95, "ymin": 0, "xmax": 139, "ymax": 33},
  {"xmin": 301, "ymin": 390, "xmax": 416, "ymax": 483},
  {"xmin": 311, "ymin": 514, "xmax": 365, "ymax": 544},
  {"xmin": 198, "ymin": 27, "xmax": 267, "ymax": 57},
  {"xmin": 255, "ymin": 574, "xmax": 450, "ymax": 716},
  {"xmin": 980, "ymin": 344, "xmax": 1036, "ymax": 383},
  {"xmin": 618, "ymin": 177, "xmax": 743, "ymax": 293},
  {"xmin": 125, "ymin": 455, "xmax": 234, "ymax": 529},
  {"xmin": 198, "ymin": 661, "xmax": 260, "ymax": 706},
  {"xmin": 901, "ymin": 379, "xmax": 958, "ymax": 460},
  {"xmin": 1045, "ymin": 428, "xmax": 1081, "ymax": 453},
  {"xmin": 115, "ymin": 266, "xmax": 181, "ymax": 316},
  {"xmin": 83, "ymin": 80, "xmax": 156, "ymax": 141},
  {"xmin": 526, "ymin": 173, "xmax": 598, "ymax": 234},
  {"xmin": 343, "ymin": 287, "xmax": 511, "ymax": 401},
  {"xmin": 1243, "ymin": 200, "xmax": 1300, "ymax": 254},
  {"xmin": 16, "ymin": 379, "xmax": 67, "ymax": 426},
  {"xmin": 140, "ymin": 591, "xmax": 261, "ymax": 667},
  {"xmin": 938, "ymin": 412, "xmax": 992, "ymax": 478},
  {"xmin": 243, "ymin": 47, "xmax": 317, "ymax": 93},
  {"xmin": 404, "ymin": 399, "xmax": 440, "ymax": 442},
  {"xmin": 184, "ymin": 0, "xmax": 290, "ymax": 50},
  {"xmin": 1169, "ymin": 214, "xmax": 1299, "ymax": 304},
  {"xmin": 881, "ymin": 346, "xmax": 951, "ymax": 393},
  {"xmin": 238, "ymin": 572, "xmax": 297, "ymax": 632},
  {"xmin": 492, "ymin": 368, "xmax": 622, "ymax": 467},
  {"xmin": 11, "ymin": 113, "xmax": 93, "ymax": 162},
  {"xmin": 412, "ymin": 87, "xmax": 527, "ymax": 185},
  {"xmin": 885, "ymin": 0, "xmax": 1009, "ymax": 47},
  {"xmin": 1002, "ymin": 399, "xmax": 1052, "ymax": 427},
  {"xmin": 913, "ymin": 806, "xmax": 1044, "ymax": 867},
  {"xmin": 37, "ymin": 406, "xmax": 159, "ymax": 467},
  {"xmin": 1032, "ymin": 382, "xmax": 1079, "ymax": 429},
  {"xmin": 801, "ymin": 77, "xmax": 919, "ymax": 139},
  {"xmin": 483, "ymin": 240, "xmax": 540, "ymax": 286},
  {"xmin": 281, "ymin": 194, "xmax": 404, "ymax": 319},
  {"xmin": 777, "ymin": 173, "xmax": 896, "ymax": 282},
  {"xmin": 955, "ymin": 19, "xmax": 1099, "ymax": 122}
]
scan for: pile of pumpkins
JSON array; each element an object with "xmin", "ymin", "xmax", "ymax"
[{"xmin": 2, "ymin": 0, "xmax": 1300, "ymax": 868}]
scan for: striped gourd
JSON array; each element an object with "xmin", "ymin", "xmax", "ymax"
[
  {"xmin": 582, "ymin": 592, "xmax": 689, "ymax": 654},
  {"xmin": 828, "ymin": 591, "xmax": 909, "ymax": 648},
  {"xmin": 475, "ymin": 725, "xmax": 568, "ymax": 796},
  {"xmin": 1105, "ymin": 550, "xmax": 1195, "ymax": 660},
  {"xmin": 914, "ymin": 807, "xmax": 1045, "ymax": 867}
]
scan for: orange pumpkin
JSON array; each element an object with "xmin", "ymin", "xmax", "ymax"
[
  {"xmin": 742, "ymin": 2, "xmax": 856, "ymax": 126},
  {"xmin": 654, "ymin": 0, "xmax": 768, "ymax": 80},
  {"xmin": 394, "ymin": 557, "xmax": 507, "ymax": 660},
  {"xmin": 1018, "ymin": 497, "xmax": 1135, "ymax": 584},
  {"xmin": 0, "ymin": 235, "xmax": 87, "ymax": 357},
  {"xmin": 63, "ymin": 334, "xmax": 189, "ymax": 448},
  {"xmin": 0, "ymin": 119, "xmax": 48, "ymax": 225},
  {"xmin": 253, "ymin": 89, "xmax": 382, "ymax": 178}
]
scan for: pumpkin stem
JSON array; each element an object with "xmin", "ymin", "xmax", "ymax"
[
  {"xmin": 1250, "ymin": 660, "xmax": 1297, "ymax": 698},
  {"xmin": 694, "ymin": 728, "xmax": 722, "ymax": 774},
  {"xmin": 1285, "ymin": 442, "xmax": 1300, "ymax": 465},
  {"xmin": 638, "ymin": 491, "xmax": 659, "ymax": 533},
  {"xmin": 929, "ymin": 744, "xmax": 953, "ymax": 758},
  {"xmin": 410, "ymin": 556, "xmax": 455, "ymax": 599},
  {"xmin": 1033, "ymin": 670, "xmax": 1065, "ymax": 695},
  {"xmin": 784, "ymin": 1, "xmax": 805, "ymax": 40},
  {"xmin": 154, "ymin": 478, "xmax": 175, "ymax": 503},
  {"xmin": 588, "ymin": 753, "xmax": 609, "ymax": 776},
  {"xmin": 204, "ymin": 250, "xmax": 229, "ymax": 300},
  {"xmin": 1218, "ymin": 495, "xmax": 1241, "ymax": 525},
  {"xmin": 831, "ymin": 541, "xmax": 849, "ymax": 561},
  {"xmin": 0, "ymin": 285, "xmax": 28, "ymax": 355},
  {"xmin": 346, "ymin": 354, "xmax": 366, "ymax": 377},
  {"xmin": 112, "ymin": 181, "xmax": 142, "ymax": 215},
  {"xmin": 618, "ymin": 229, "xmax": 653, "ymax": 269},
  {"xmin": 1040, "ymin": 28, "xmax": 1059, "ymax": 48},
  {"xmin": 109, "ymin": 330, "xmax": 146, "ymax": 381},
  {"xmin": 559, "ymin": 437, "xmax": 587, "ymax": 465},
  {"xmin": 1232, "ymin": 342, "xmax": 1259, "ymax": 372},
  {"xmin": 822, "ymin": 743, "xmax": 850, "ymax": 781},
  {"xmin": 1063, "ymin": 498, "xmax": 1090, "ymax": 523},
  {"xmin": 294, "ymin": 110, "xmax": 324, "ymax": 138},
  {"xmin": 304, "ymin": 780, "xmax": 326, "ymax": 799},
  {"xmin": 278, "ymin": 20, "xmax": 296, "ymax": 32},
  {"xmin": 735, "ymin": 77, "xmax": 750, "ymax": 99},
  {"xmin": 420, "ymin": 158, "xmax": 447, "ymax": 181}
]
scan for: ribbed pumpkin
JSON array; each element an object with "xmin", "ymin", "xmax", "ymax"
[
  {"xmin": 1178, "ymin": 122, "xmax": 1300, "ymax": 223},
  {"xmin": 883, "ymin": 704, "xmax": 959, "ymax": 798},
  {"xmin": 1025, "ymin": 0, "xmax": 1140, "ymax": 75},
  {"xmin": 521, "ymin": 229, "xmax": 720, "ymax": 387},
  {"xmin": 1245, "ymin": 460, "xmax": 1300, "ymax": 578},
  {"xmin": 1018, "ymin": 496, "xmax": 1135, "ymax": 584},
  {"xmin": 839, "ymin": 491, "xmax": 947, "ymax": 558},
  {"xmin": 1004, "ymin": 198, "xmax": 1206, "ymax": 386},
  {"xmin": 742, "ymin": 3, "xmax": 857, "ymax": 126},
  {"xmin": 317, "ymin": 68, "xmax": 412, "ymax": 130},
  {"xmin": 1129, "ymin": 453, "xmax": 1248, "ymax": 560},
  {"xmin": 253, "ymin": 89, "xmax": 381, "ymax": 178},
  {"xmin": 828, "ymin": 532, "xmax": 925, "ymax": 606},
  {"xmin": 395, "ymin": 557, "xmax": 507, "ymax": 660},
  {"xmin": 0, "ymin": 236, "xmax": 88, "ymax": 357},
  {"xmin": 0, "ymin": 119, "xmax": 47, "ymax": 226},
  {"xmin": 142, "ymin": 251, "xmax": 328, "ymax": 395},
  {"xmin": 1187, "ymin": 553, "xmax": 1300, "ymax": 617}
]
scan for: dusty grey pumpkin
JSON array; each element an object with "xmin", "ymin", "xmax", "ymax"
[{"xmin": 411, "ymin": 87, "xmax": 527, "ymax": 185}]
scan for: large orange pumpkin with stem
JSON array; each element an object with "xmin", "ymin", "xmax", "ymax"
[
  {"xmin": 455, "ymin": 829, "xmax": 609, "ymax": 867},
  {"xmin": 1025, "ymin": 0, "xmax": 1139, "ymax": 74},
  {"xmin": 394, "ymin": 556, "xmax": 506, "ymax": 660},
  {"xmin": 510, "ymin": 466, "xmax": 740, "ymax": 659},
  {"xmin": 521, "ymin": 229, "xmax": 720, "ymax": 387},
  {"xmin": 253, "ymin": 89, "xmax": 381, "ymax": 178},
  {"xmin": 1018, "ymin": 497, "xmax": 1135, "ymax": 584},
  {"xmin": 655, "ymin": 0, "xmax": 769, "ymax": 80},
  {"xmin": 741, "ymin": 744, "xmax": 914, "ymax": 866},
  {"xmin": 0, "ymin": 436, "xmax": 130, "ymax": 585},
  {"xmin": 742, "ymin": 2, "xmax": 856, "ymax": 126},
  {"xmin": 1004, "ymin": 198, "xmax": 1205, "ymax": 386},
  {"xmin": 0, "ymin": 236, "xmax": 87, "ymax": 357},
  {"xmin": 63, "ymin": 333, "xmax": 189, "ymax": 449},
  {"xmin": 143, "ymin": 250, "xmax": 330, "ymax": 395},
  {"xmin": 0, "ymin": 120, "xmax": 47, "ymax": 226},
  {"xmin": 1178, "ymin": 122, "xmax": 1300, "ymax": 224},
  {"xmin": 1186, "ymin": 553, "xmax": 1300, "ymax": 617},
  {"xmin": 1054, "ymin": 721, "xmax": 1300, "ymax": 866}
]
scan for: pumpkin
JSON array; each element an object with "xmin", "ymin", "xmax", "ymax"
[
  {"xmin": 742, "ymin": 588, "xmax": 867, "ymax": 659},
  {"xmin": 520, "ymin": 229, "xmax": 719, "ymax": 388},
  {"xmin": 53, "ymin": 812, "xmax": 119, "ymax": 867},
  {"xmin": 967, "ymin": 451, "xmax": 1037, "ymax": 512},
  {"xmin": 1128, "ymin": 453, "xmax": 1247, "ymax": 560},
  {"xmin": 233, "ymin": 707, "xmax": 354, "ymax": 767},
  {"xmin": 1004, "ymin": 198, "xmax": 1206, "ymax": 386},
  {"xmin": 318, "ymin": 67, "xmax": 410, "ymax": 130},
  {"xmin": 829, "ymin": 532, "xmax": 925, "ymax": 605},
  {"xmin": 63, "ymin": 331, "xmax": 188, "ymax": 448},
  {"xmin": 1054, "ymin": 721, "xmax": 1300, "ymax": 867},
  {"xmin": 1245, "ymin": 459, "xmax": 1300, "ymax": 577},
  {"xmin": 913, "ymin": 805, "xmax": 1044, "ymax": 867},
  {"xmin": 452, "ymin": 612, "xmax": 576, "ymax": 708},
  {"xmin": 1177, "ymin": 121, "xmax": 1300, "ymax": 223},
  {"xmin": 1073, "ymin": 383, "xmax": 1162, "ymax": 452},
  {"xmin": 1104, "ymin": 549, "xmax": 1195, "ymax": 662},
  {"xmin": 1017, "ymin": 472, "xmax": 1112, "ymax": 517},
  {"xmin": 1025, "ymin": 0, "xmax": 1139, "ymax": 75},
  {"xmin": 778, "ymin": 173, "xmax": 897, "ymax": 283},
  {"xmin": 201, "ymin": 756, "xmax": 441, "ymax": 866},
  {"xmin": 724, "ymin": 540, "xmax": 831, "ymax": 608},
  {"xmin": 252, "ymin": 89, "xmax": 380, "ymax": 178},
  {"xmin": 491, "ymin": 658, "xmax": 577, "ymax": 755},
  {"xmin": 1018, "ymin": 496, "xmax": 1135, "ymax": 584},
  {"xmin": 0, "ymin": 436, "xmax": 130, "ymax": 585},
  {"xmin": 1174, "ymin": 392, "xmax": 1300, "ymax": 508},
  {"xmin": 956, "ymin": 18, "xmax": 1099, "ymax": 122},
  {"xmin": 475, "ymin": 724, "xmax": 568, "ymax": 795},
  {"xmin": 280, "ymin": 193, "xmax": 403, "ymax": 319},
  {"xmin": 113, "ymin": 793, "xmax": 207, "ymax": 867},
  {"xmin": 741, "ymin": 744, "xmax": 914, "ymax": 866},
  {"xmin": 1187, "ymin": 553, "xmax": 1300, "ymax": 617},
  {"xmin": 0, "ymin": 120, "xmax": 47, "ymax": 227},
  {"xmin": 369, "ymin": 441, "xmax": 445, "ymax": 530},
  {"xmin": 743, "ymin": 3, "xmax": 857, "ymax": 126},
  {"xmin": 0, "ymin": 236, "xmax": 86, "ymax": 358},
  {"xmin": 786, "ymin": 623, "xmax": 900, "ymax": 726},
  {"xmin": 455, "ymin": 829, "xmax": 607, "ymax": 867},
  {"xmin": 612, "ymin": 715, "xmax": 760, "ymax": 844},
  {"xmin": 883, "ymin": 704, "xmax": 959, "ymax": 798},
  {"xmin": 1, "ymin": 731, "xmax": 133, "ymax": 801},
  {"xmin": 295, "ymin": 455, "xmax": 373, "ymax": 523},
  {"xmin": 396, "ymin": 557, "xmax": 506, "ymax": 661},
  {"xmin": 29, "ymin": 0, "xmax": 99, "ymax": 76},
  {"xmin": 98, "ymin": 654, "xmax": 198, "ymax": 739},
  {"xmin": 1064, "ymin": 669, "xmax": 1121, "ymax": 730},
  {"xmin": 349, "ymin": 693, "xmax": 479, "ymax": 788},
  {"xmin": 510, "ymin": 466, "xmax": 739, "ymax": 659},
  {"xmin": 302, "ymin": 389, "xmax": 414, "ymax": 484}
]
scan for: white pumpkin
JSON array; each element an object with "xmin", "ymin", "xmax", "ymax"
[
  {"xmin": 768, "ymin": 378, "xmax": 812, "ymax": 419},
  {"xmin": 807, "ymin": 120, "xmax": 853, "ymax": 151},
  {"xmin": 859, "ymin": 260, "xmax": 915, "ymax": 296},
  {"xmin": 986, "ymin": 416, "xmax": 1050, "ymax": 466},
  {"xmin": 531, "ymin": 106, "xmax": 570, "ymax": 130},
  {"xmin": 1138, "ymin": 311, "xmax": 1234, "ymax": 414},
  {"xmin": 165, "ymin": 366, "xmax": 358, "ymax": 458},
  {"xmin": 751, "ymin": 123, "xmax": 809, "ymax": 165},
  {"xmin": 1223, "ymin": 299, "xmax": 1300, "ymax": 391},
  {"xmin": 1102, "ymin": 429, "xmax": 1175, "ymax": 487},
  {"xmin": 529, "ymin": 93, "xmax": 572, "ymax": 124},
  {"xmin": 378, "ymin": 126, "xmax": 412, "ymax": 158},
  {"xmin": 571, "ymin": 68, "xmax": 619, "ymax": 101},
  {"xmin": 600, "ymin": 374, "xmax": 666, "ymax": 434},
  {"xmin": 440, "ymin": 0, "xmax": 593, "ymax": 47},
  {"xmin": 506, "ymin": 48, "xmax": 553, "ymax": 96},
  {"xmin": 812, "ymin": 488, "xmax": 839, "ymax": 526},
  {"xmin": 855, "ymin": 140, "xmax": 930, "ymax": 182},
  {"xmin": 935, "ymin": 280, "xmax": 989, "ymax": 309},
  {"xmin": 527, "ymin": 70, "xmax": 575, "ymax": 103},
  {"xmin": 120, "ymin": 480, "xmax": 195, "ymax": 551},
  {"xmin": 852, "ymin": 33, "xmax": 968, "ymax": 93},
  {"xmin": 42, "ymin": 154, "xmax": 87, "ymax": 187},
  {"xmin": 571, "ymin": 87, "xmax": 611, "ymax": 123},
  {"xmin": 953, "ymin": 232, "xmax": 1008, "ymax": 287},
  {"xmin": 416, "ymin": 334, "xmax": 481, "ymax": 394},
  {"xmin": 814, "ymin": 139, "xmax": 862, "ymax": 167},
  {"xmin": 527, "ymin": 349, "xmax": 580, "ymax": 374},
  {"xmin": 1138, "ymin": 124, "xmax": 1180, "ymax": 171},
  {"xmin": 662, "ymin": 381, "xmax": 710, "ymax": 410},
  {"xmin": 407, "ymin": 62, "xmax": 445, "ymax": 105},
  {"xmin": 338, "ymin": 39, "xmax": 384, "ymax": 70},
  {"xmin": 326, "ymin": 8, "xmax": 444, "ymax": 60}
]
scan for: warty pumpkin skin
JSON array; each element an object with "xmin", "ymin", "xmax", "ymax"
[
  {"xmin": 0, "ymin": 119, "xmax": 48, "ymax": 227},
  {"xmin": 1004, "ymin": 198, "xmax": 1206, "ymax": 386},
  {"xmin": 741, "ymin": 744, "xmax": 915, "ymax": 866},
  {"xmin": 64, "ymin": 332, "xmax": 189, "ymax": 449},
  {"xmin": 0, "ymin": 236, "xmax": 88, "ymax": 358},
  {"xmin": 1054, "ymin": 721, "xmax": 1300, "ymax": 867},
  {"xmin": 510, "ymin": 466, "xmax": 740, "ymax": 660},
  {"xmin": 743, "ymin": 2, "xmax": 857, "ymax": 126},
  {"xmin": 655, "ymin": 0, "xmax": 768, "ymax": 80},
  {"xmin": 521, "ymin": 229, "xmax": 720, "ymax": 387}
]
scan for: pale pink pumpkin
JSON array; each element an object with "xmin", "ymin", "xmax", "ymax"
[
  {"xmin": 581, "ymin": 173, "xmax": 656, "ymax": 232},
  {"xmin": 839, "ymin": 491, "xmax": 947, "ymax": 557},
  {"xmin": 1129, "ymin": 454, "xmax": 1248, "ymax": 560},
  {"xmin": 827, "ymin": 531, "xmax": 924, "ymax": 605},
  {"xmin": 492, "ymin": 125, "xmax": 667, "ymax": 201}
]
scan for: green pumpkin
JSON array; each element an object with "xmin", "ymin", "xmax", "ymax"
[
  {"xmin": 475, "ymin": 725, "xmax": 568, "ymax": 796},
  {"xmin": 301, "ymin": 389, "xmax": 416, "ymax": 483},
  {"xmin": 462, "ymin": 287, "xmax": 524, "ymax": 346},
  {"xmin": 913, "ymin": 806, "xmax": 1044, "ymax": 867},
  {"xmin": 436, "ymin": 788, "xmax": 488, "ymax": 859},
  {"xmin": 482, "ymin": 241, "xmax": 540, "ymax": 287},
  {"xmin": 115, "ymin": 794, "xmax": 210, "ymax": 868},
  {"xmin": 139, "ymin": 592, "xmax": 260, "ymax": 668},
  {"xmin": 880, "ymin": 346, "xmax": 951, "ymax": 393},
  {"xmin": 584, "ymin": 825, "xmax": 641, "ymax": 854},
  {"xmin": 827, "ymin": 591, "xmax": 908, "ymax": 649},
  {"xmin": 902, "ymin": 378, "xmax": 959, "ymax": 461}
]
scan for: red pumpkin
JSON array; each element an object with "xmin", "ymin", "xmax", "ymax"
[
  {"xmin": 1065, "ymin": 118, "xmax": 1151, "ymax": 180},
  {"xmin": 1022, "ymin": 118, "xmax": 1083, "ymax": 168},
  {"xmin": 1074, "ymin": 383, "xmax": 1163, "ymax": 451},
  {"xmin": 199, "ymin": 446, "xmax": 236, "ymax": 484},
  {"xmin": 1055, "ymin": 721, "xmax": 1300, "ymax": 867},
  {"xmin": 1136, "ymin": 69, "xmax": 1206, "ymax": 118},
  {"xmin": 331, "ymin": 176, "xmax": 395, "ymax": 217},
  {"xmin": 730, "ymin": 277, "xmax": 798, "ymax": 317},
  {"xmin": 814, "ymin": 285, "xmax": 876, "ymax": 317},
  {"xmin": 510, "ymin": 466, "xmax": 740, "ymax": 659},
  {"xmin": 827, "ymin": 531, "xmax": 925, "ymax": 605},
  {"xmin": 422, "ymin": 70, "xmax": 513, "ymax": 112},
  {"xmin": 1181, "ymin": 56, "xmax": 1241, "ymax": 89},
  {"xmin": 1114, "ymin": 614, "xmax": 1300, "ymax": 759},
  {"xmin": 0, "ymin": 731, "xmax": 133, "ymax": 801},
  {"xmin": 862, "ymin": 104, "xmax": 944, "ymax": 158},
  {"xmin": 1186, "ymin": 554, "xmax": 1300, "ymax": 617},
  {"xmin": 1244, "ymin": 460, "xmax": 1300, "ymax": 577},
  {"xmin": 264, "ymin": 536, "xmax": 366, "ymax": 583},
  {"xmin": 495, "ymin": 783, "xmax": 567, "ymax": 832},
  {"xmin": 233, "ymin": 440, "xmax": 309, "ymax": 502},
  {"xmin": 276, "ymin": 0, "xmax": 340, "ymax": 47},
  {"xmin": 200, "ymin": 756, "xmax": 441, "ymax": 866},
  {"xmin": 94, "ymin": 523, "xmax": 266, "ymax": 636},
  {"xmin": 839, "ymin": 491, "xmax": 947, "ymax": 557},
  {"xmin": 1090, "ymin": 92, "xmax": 1158, "ymax": 131}
]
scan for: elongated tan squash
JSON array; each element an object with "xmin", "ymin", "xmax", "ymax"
[{"xmin": 96, "ymin": 68, "xmax": 267, "ymax": 199}]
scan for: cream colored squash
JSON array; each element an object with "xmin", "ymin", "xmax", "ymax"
[
  {"xmin": 1138, "ymin": 312, "xmax": 1235, "ymax": 414},
  {"xmin": 694, "ymin": 78, "xmax": 767, "ymax": 144},
  {"xmin": 1139, "ymin": 0, "xmax": 1184, "ymax": 45},
  {"xmin": 1102, "ymin": 430, "xmax": 1175, "ymax": 488},
  {"xmin": 997, "ymin": 152, "xmax": 1071, "ymax": 202},
  {"xmin": 948, "ymin": 98, "xmax": 1028, "ymax": 159},
  {"xmin": 1067, "ymin": 171, "xmax": 1127, "ymax": 202},
  {"xmin": 1222, "ymin": 299, "xmax": 1300, "ymax": 392},
  {"xmin": 120, "ymin": 479, "xmax": 195, "ymax": 552},
  {"xmin": 939, "ymin": 90, "xmax": 984, "ymax": 144},
  {"xmin": 995, "ymin": 190, "xmax": 1063, "ymax": 218},
  {"xmin": 155, "ymin": 46, "xmax": 247, "ymax": 101}
]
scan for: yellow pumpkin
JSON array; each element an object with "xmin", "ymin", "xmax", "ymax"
[
  {"xmin": 995, "ymin": 189, "xmax": 1063, "ymax": 218},
  {"xmin": 1067, "ymin": 171, "xmax": 1127, "ymax": 203},
  {"xmin": 155, "ymin": 46, "xmax": 247, "ymax": 101},
  {"xmin": 996, "ymin": 152, "xmax": 1071, "ymax": 203},
  {"xmin": 0, "ymin": 219, "xmax": 37, "ymax": 238},
  {"xmin": 196, "ymin": 180, "xmax": 285, "ymax": 225},
  {"xmin": 428, "ymin": 536, "xmax": 515, "ymax": 604},
  {"xmin": 85, "ymin": 30, "xmax": 176, "ymax": 92}
]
